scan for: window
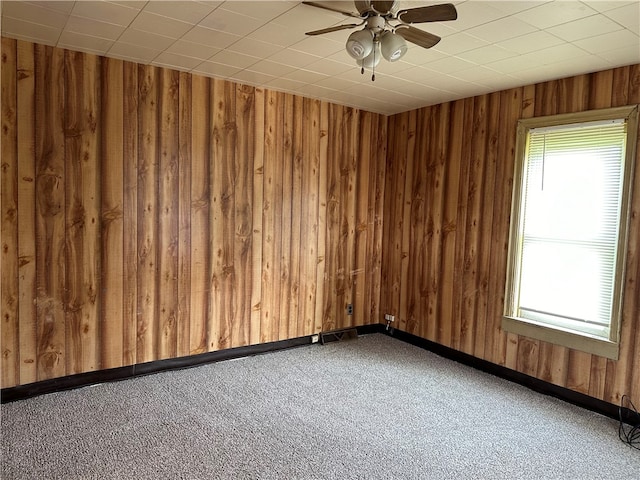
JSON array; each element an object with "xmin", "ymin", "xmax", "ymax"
[{"xmin": 503, "ymin": 105, "xmax": 638, "ymax": 359}]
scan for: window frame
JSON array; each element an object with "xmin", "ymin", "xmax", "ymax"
[{"xmin": 503, "ymin": 105, "xmax": 638, "ymax": 360}]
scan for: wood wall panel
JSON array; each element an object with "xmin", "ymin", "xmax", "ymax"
[
  {"xmin": 16, "ymin": 40, "xmax": 37, "ymax": 385},
  {"xmin": 64, "ymin": 50, "xmax": 101, "ymax": 374},
  {"xmin": 0, "ymin": 39, "xmax": 385, "ymax": 388},
  {"xmin": 382, "ymin": 64, "xmax": 640, "ymax": 406},
  {"xmin": 137, "ymin": 64, "xmax": 159, "ymax": 364},
  {"xmin": 189, "ymin": 74, "xmax": 210, "ymax": 355},
  {"xmin": 177, "ymin": 71, "xmax": 192, "ymax": 358},
  {"xmin": 157, "ymin": 68, "xmax": 180, "ymax": 360},
  {"xmin": 625, "ymin": 65, "xmax": 640, "ymax": 404},
  {"xmin": 3, "ymin": 37, "xmax": 637, "ymax": 410},
  {"xmin": 122, "ymin": 61, "xmax": 138, "ymax": 367},
  {"xmin": 34, "ymin": 43, "xmax": 66, "ymax": 381},
  {"xmin": 2, "ymin": 37, "xmax": 18, "ymax": 387},
  {"xmin": 100, "ymin": 57, "xmax": 124, "ymax": 370}
]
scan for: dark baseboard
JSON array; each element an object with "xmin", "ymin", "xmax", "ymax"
[
  {"xmin": 379, "ymin": 324, "xmax": 632, "ymax": 423},
  {"xmin": 2, "ymin": 322, "xmax": 633, "ymax": 425},
  {"xmin": 1, "ymin": 335, "xmax": 315, "ymax": 404},
  {"xmin": 1, "ymin": 324, "xmax": 380, "ymax": 403}
]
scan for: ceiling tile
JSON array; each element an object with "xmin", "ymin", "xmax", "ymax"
[
  {"xmin": 495, "ymin": 30, "xmax": 565, "ymax": 55},
  {"xmin": 453, "ymin": 1, "xmax": 509, "ymax": 30},
  {"xmin": 489, "ymin": 1, "xmax": 553, "ymax": 16},
  {"xmin": 71, "ymin": 1, "xmax": 142, "ymax": 27},
  {"xmin": 303, "ymin": 58, "xmax": 353, "ymax": 76},
  {"xmin": 399, "ymin": 47, "xmax": 448, "ymax": 67},
  {"xmin": 465, "ymin": 16, "xmax": 537, "ymax": 43},
  {"xmin": 1, "ymin": 17, "xmax": 61, "ymax": 45},
  {"xmin": 456, "ymin": 45, "xmax": 518, "ymax": 65},
  {"xmin": 581, "ymin": 1, "xmax": 636, "ymax": 13},
  {"xmin": 220, "ymin": 1, "xmax": 297, "ymax": 22},
  {"xmin": 266, "ymin": 48, "xmax": 321, "ymax": 69},
  {"xmin": 547, "ymin": 14, "xmax": 622, "ymax": 42},
  {"xmin": 313, "ymin": 75, "xmax": 359, "ymax": 91},
  {"xmin": 208, "ymin": 49, "xmax": 261, "ymax": 69},
  {"xmin": 432, "ymin": 32, "xmax": 490, "ymax": 56},
  {"xmin": 285, "ymin": 69, "xmax": 329, "ymax": 84},
  {"xmin": 510, "ymin": 56, "xmax": 598, "ymax": 84},
  {"xmin": 421, "ymin": 55, "xmax": 478, "ymax": 74},
  {"xmin": 26, "ymin": 1, "xmax": 75, "ymax": 15},
  {"xmin": 325, "ymin": 49, "xmax": 361, "ymax": 66},
  {"xmin": 110, "ymin": 1, "xmax": 148, "ymax": 8},
  {"xmin": 165, "ymin": 39, "xmax": 221, "ymax": 60},
  {"xmin": 247, "ymin": 22, "xmax": 305, "ymax": 47},
  {"xmin": 271, "ymin": 3, "xmax": 349, "ymax": 31},
  {"xmin": 0, "ymin": 0, "xmax": 638, "ymax": 117},
  {"xmin": 265, "ymin": 77, "xmax": 306, "ymax": 92},
  {"xmin": 416, "ymin": 70, "xmax": 491, "ymax": 92},
  {"xmin": 65, "ymin": 16, "xmax": 126, "ymax": 40},
  {"xmin": 232, "ymin": 69, "xmax": 276, "ymax": 86},
  {"xmin": 296, "ymin": 83, "xmax": 339, "ymax": 97},
  {"xmin": 392, "ymin": 66, "xmax": 449, "ymax": 86},
  {"xmin": 143, "ymin": 1, "xmax": 217, "ymax": 24},
  {"xmin": 58, "ymin": 31, "xmax": 114, "ymax": 55},
  {"xmin": 341, "ymin": 81, "xmax": 394, "ymax": 97},
  {"xmin": 2, "ymin": 1, "xmax": 69, "ymax": 29},
  {"xmin": 514, "ymin": 1, "xmax": 597, "ymax": 29},
  {"xmin": 181, "ymin": 25, "xmax": 242, "ymax": 49},
  {"xmin": 248, "ymin": 59, "xmax": 297, "ymax": 77},
  {"xmin": 192, "ymin": 60, "xmax": 242, "ymax": 78},
  {"xmin": 108, "ymin": 41, "xmax": 161, "ymax": 63},
  {"xmin": 118, "ymin": 28, "xmax": 176, "ymax": 51},
  {"xmin": 409, "ymin": 22, "xmax": 459, "ymax": 40},
  {"xmin": 450, "ymin": 66, "xmax": 521, "ymax": 90},
  {"xmin": 333, "ymin": 66, "xmax": 380, "ymax": 83},
  {"xmin": 489, "ymin": 43, "xmax": 589, "ymax": 74},
  {"xmin": 225, "ymin": 37, "xmax": 283, "ymax": 57},
  {"xmin": 574, "ymin": 29, "xmax": 640, "ymax": 54},
  {"xmin": 199, "ymin": 8, "xmax": 264, "ymax": 36},
  {"xmin": 597, "ymin": 44, "xmax": 640, "ymax": 67},
  {"xmin": 130, "ymin": 11, "xmax": 194, "ymax": 39},
  {"xmin": 152, "ymin": 52, "xmax": 202, "ymax": 71},
  {"xmin": 604, "ymin": 3, "xmax": 640, "ymax": 34},
  {"xmin": 289, "ymin": 36, "xmax": 346, "ymax": 57}
]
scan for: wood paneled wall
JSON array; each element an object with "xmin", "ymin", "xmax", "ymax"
[
  {"xmin": 2, "ymin": 35, "xmax": 638, "ymax": 408},
  {"xmin": 0, "ymin": 38, "xmax": 387, "ymax": 388},
  {"xmin": 381, "ymin": 64, "xmax": 640, "ymax": 405}
]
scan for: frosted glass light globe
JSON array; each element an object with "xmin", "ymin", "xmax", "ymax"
[{"xmin": 346, "ymin": 29, "xmax": 374, "ymax": 60}]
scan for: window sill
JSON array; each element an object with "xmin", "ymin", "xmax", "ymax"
[{"xmin": 502, "ymin": 315, "xmax": 619, "ymax": 360}]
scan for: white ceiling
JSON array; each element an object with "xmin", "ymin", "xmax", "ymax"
[{"xmin": 1, "ymin": 0, "xmax": 639, "ymax": 115}]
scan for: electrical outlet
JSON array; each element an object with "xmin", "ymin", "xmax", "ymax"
[
  {"xmin": 384, "ymin": 314, "xmax": 395, "ymax": 323},
  {"xmin": 311, "ymin": 334, "xmax": 319, "ymax": 344},
  {"xmin": 346, "ymin": 304, "xmax": 354, "ymax": 315}
]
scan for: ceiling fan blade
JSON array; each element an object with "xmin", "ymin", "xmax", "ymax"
[
  {"xmin": 371, "ymin": 1, "xmax": 396, "ymax": 14},
  {"xmin": 354, "ymin": 1, "xmax": 371, "ymax": 15},
  {"xmin": 398, "ymin": 3, "xmax": 457, "ymax": 24},
  {"xmin": 305, "ymin": 24, "xmax": 360, "ymax": 36},
  {"xmin": 396, "ymin": 26, "xmax": 441, "ymax": 49},
  {"xmin": 302, "ymin": 1, "xmax": 361, "ymax": 18}
]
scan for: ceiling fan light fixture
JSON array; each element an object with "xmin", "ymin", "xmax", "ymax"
[
  {"xmin": 380, "ymin": 31, "xmax": 408, "ymax": 62},
  {"xmin": 346, "ymin": 29, "xmax": 374, "ymax": 60},
  {"xmin": 357, "ymin": 42, "xmax": 381, "ymax": 68}
]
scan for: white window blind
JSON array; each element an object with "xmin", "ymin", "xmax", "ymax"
[{"xmin": 517, "ymin": 119, "xmax": 627, "ymax": 339}]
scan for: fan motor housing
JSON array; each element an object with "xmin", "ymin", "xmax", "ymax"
[
  {"xmin": 356, "ymin": 0, "xmax": 400, "ymax": 16},
  {"xmin": 366, "ymin": 15, "xmax": 386, "ymax": 34}
]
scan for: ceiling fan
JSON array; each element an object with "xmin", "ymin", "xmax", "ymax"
[{"xmin": 303, "ymin": 1, "xmax": 458, "ymax": 80}]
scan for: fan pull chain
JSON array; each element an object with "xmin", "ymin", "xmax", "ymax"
[{"xmin": 372, "ymin": 43, "xmax": 376, "ymax": 81}]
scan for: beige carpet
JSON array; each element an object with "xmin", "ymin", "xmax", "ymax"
[{"xmin": 2, "ymin": 334, "xmax": 639, "ymax": 479}]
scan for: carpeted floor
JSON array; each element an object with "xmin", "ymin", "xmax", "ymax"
[{"xmin": 2, "ymin": 333, "xmax": 639, "ymax": 479}]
